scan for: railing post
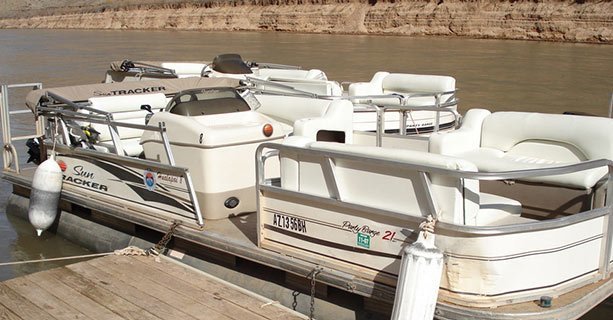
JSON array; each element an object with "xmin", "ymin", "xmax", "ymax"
[
  {"xmin": 375, "ymin": 106, "xmax": 384, "ymax": 147},
  {"xmin": 107, "ymin": 114, "xmax": 125, "ymax": 156},
  {"xmin": 400, "ymin": 110, "xmax": 408, "ymax": 135},
  {"xmin": 601, "ymin": 164, "xmax": 613, "ymax": 278},
  {"xmin": 183, "ymin": 170, "xmax": 203, "ymax": 226},
  {"xmin": 159, "ymin": 122, "xmax": 175, "ymax": 166},
  {"xmin": 609, "ymin": 92, "xmax": 613, "ymax": 118},
  {"xmin": 433, "ymin": 93, "xmax": 441, "ymax": 133},
  {"xmin": 1, "ymin": 85, "xmax": 9, "ymax": 170}
]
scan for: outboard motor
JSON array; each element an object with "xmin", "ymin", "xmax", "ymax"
[{"xmin": 211, "ymin": 54, "xmax": 253, "ymax": 74}]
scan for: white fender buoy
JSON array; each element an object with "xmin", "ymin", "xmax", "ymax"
[
  {"xmin": 28, "ymin": 155, "xmax": 63, "ymax": 236},
  {"xmin": 391, "ymin": 231, "xmax": 444, "ymax": 320}
]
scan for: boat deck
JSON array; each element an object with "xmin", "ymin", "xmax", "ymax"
[{"xmin": 0, "ymin": 254, "xmax": 306, "ymax": 320}]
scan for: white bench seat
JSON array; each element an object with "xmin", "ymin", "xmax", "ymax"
[
  {"xmin": 85, "ymin": 93, "xmax": 168, "ymax": 156},
  {"xmin": 430, "ymin": 109, "xmax": 613, "ymax": 189},
  {"xmin": 254, "ymin": 95, "xmax": 354, "ymax": 142},
  {"xmin": 281, "ymin": 137, "xmax": 528, "ymax": 226}
]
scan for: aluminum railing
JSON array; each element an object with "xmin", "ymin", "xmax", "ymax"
[
  {"xmin": 609, "ymin": 92, "xmax": 613, "ymax": 118},
  {"xmin": 1, "ymin": 83, "xmax": 43, "ymax": 173},
  {"xmin": 244, "ymin": 78, "xmax": 460, "ymax": 145},
  {"xmin": 38, "ymin": 104, "xmax": 203, "ymax": 226},
  {"xmin": 348, "ymin": 91, "xmax": 459, "ymax": 146},
  {"xmin": 256, "ymin": 142, "xmax": 613, "ymax": 279},
  {"xmin": 1, "ymin": 86, "xmax": 204, "ymax": 226}
]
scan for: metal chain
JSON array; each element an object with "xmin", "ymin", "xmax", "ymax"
[
  {"xmin": 306, "ymin": 267, "xmax": 322, "ymax": 320},
  {"xmin": 148, "ymin": 221, "xmax": 180, "ymax": 256},
  {"xmin": 291, "ymin": 290, "xmax": 299, "ymax": 311}
]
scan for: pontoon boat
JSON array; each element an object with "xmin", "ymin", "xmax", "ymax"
[{"xmin": 1, "ymin": 78, "xmax": 611, "ymax": 319}]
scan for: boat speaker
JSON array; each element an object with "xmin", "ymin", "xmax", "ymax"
[{"xmin": 224, "ymin": 197, "xmax": 239, "ymax": 209}]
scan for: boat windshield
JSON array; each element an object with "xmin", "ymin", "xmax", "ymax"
[{"xmin": 166, "ymin": 87, "xmax": 251, "ymax": 116}]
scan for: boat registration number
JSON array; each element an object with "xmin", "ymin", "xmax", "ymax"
[{"xmin": 272, "ymin": 213, "xmax": 307, "ymax": 233}]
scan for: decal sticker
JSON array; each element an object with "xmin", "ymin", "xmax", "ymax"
[
  {"xmin": 157, "ymin": 173, "xmax": 184, "ymax": 184},
  {"xmin": 357, "ymin": 233, "xmax": 371, "ymax": 249},
  {"xmin": 93, "ymin": 86, "xmax": 166, "ymax": 97},
  {"xmin": 382, "ymin": 231, "xmax": 396, "ymax": 241},
  {"xmin": 143, "ymin": 169, "xmax": 157, "ymax": 191},
  {"xmin": 341, "ymin": 221, "xmax": 380, "ymax": 238},
  {"xmin": 61, "ymin": 163, "xmax": 109, "ymax": 192},
  {"xmin": 272, "ymin": 213, "xmax": 307, "ymax": 233}
]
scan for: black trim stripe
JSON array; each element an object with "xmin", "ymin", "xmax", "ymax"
[
  {"xmin": 264, "ymin": 224, "xmax": 401, "ymax": 260},
  {"xmin": 264, "ymin": 230, "xmax": 399, "ymax": 278},
  {"xmin": 445, "ymin": 234, "xmax": 603, "ymax": 261}
]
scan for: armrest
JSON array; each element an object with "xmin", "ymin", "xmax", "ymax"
[
  {"xmin": 429, "ymin": 108, "xmax": 491, "ymax": 155},
  {"xmin": 293, "ymin": 100, "xmax": 354, "ymax": 143}
]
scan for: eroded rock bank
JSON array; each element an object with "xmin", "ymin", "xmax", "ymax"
[{"xmin": 0, "ymin": 0, "xmax": 611, "ymax": 43}]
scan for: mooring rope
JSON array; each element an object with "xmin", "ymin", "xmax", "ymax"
[
  {"xmin": 0, "ymin": 246, "xmax": 148, "ymax": 267},
  {"xmin": 418, "ymin": 214, "xmax": 437, "ymax": 239}
]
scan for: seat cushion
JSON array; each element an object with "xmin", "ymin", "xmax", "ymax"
[
  {"xmin": 457, "ymin": 146, "xmax": 607, "ymax": 189},
  {"xmin": 97, "ymin": 138, "xmax": 143, "ymax": 157}
]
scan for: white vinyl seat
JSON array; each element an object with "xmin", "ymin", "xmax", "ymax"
[
  {"xmin": 280, "ymin": 137, "xmax": 528, "ymax": 226},
  {"xmin": 429, "ymin": 109, "xmax": 613, "ymax": 189},
  {"xmin": 84, "ymin": 93, "xmax": 168, "ymax": 156},
  {"xmin": 160, "ymin": 62, "xmax": 208, "ymax": 78},
  {"xmin": 348, "ymin": 72, "xmax": 458, "ymax": 131},
  {"xmin": 348, "ymin": 72, "xmax": 456, "ymax": 107},
  {"xmin": 254, "ymin": 95, "xmax": 354, "ymax": 143}
]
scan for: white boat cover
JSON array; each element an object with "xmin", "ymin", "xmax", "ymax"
[{"xmin": 25, "ymin": 77, "xmax": 240, "ymax": 112}]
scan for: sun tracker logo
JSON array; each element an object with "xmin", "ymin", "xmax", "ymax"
[{"xmin": 143, "ymin": 169, "xmax": 156, "ymax": 191}]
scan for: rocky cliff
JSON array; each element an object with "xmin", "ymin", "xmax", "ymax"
[{"xmin": 0, "ymin": 0, "xmax": 611, "ymax": 43}]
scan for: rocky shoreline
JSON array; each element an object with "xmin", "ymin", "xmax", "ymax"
[{"xmin": 0, "ymin": 0, "xmax": 611, "ymax": 43}]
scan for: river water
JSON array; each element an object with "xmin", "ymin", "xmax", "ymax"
[{"xmin": 0, "ymin": 29, "xmax": 611, "ymax": 316}]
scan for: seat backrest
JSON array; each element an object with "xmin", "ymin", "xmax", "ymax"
[
  {"xmin": 254, "ymin": 95, "xmax": 332, "ymax": 126},
  {"xmin": 382, "ymin": 73, "xmax": 455, "ymax": 94},
  {"xmin": 257, "ymin": 68, "xmax": 328, "ymax": 80},
  {"xmin": 280, "ymin": 137, "xmax": 480, "ymax": 225},
  {"xmin": 160, "ymin": 62, "xmax": 208, "ymax": 77},
  {"xmin": 349, "ymin": 72, "xmax": 456, "ymax": 107},
  {"xmin": 347, "ymin": 71, "xmax": 390, "ymax": 98},
  {"xmin": 87, "ymin": 93, "xmax": 168, "ymax": 141}
]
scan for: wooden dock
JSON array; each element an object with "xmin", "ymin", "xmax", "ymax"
[{"xmin": 0, "ymin": 253, "xmax": 307, "ymax": 320}]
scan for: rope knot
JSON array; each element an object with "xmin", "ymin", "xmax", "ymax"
[
  {"xmin": 114, "ymin": 246, "xmax": 147, "ymax": 256},
  {"xmin": 419, "ymin": 214, "xmax": 437, "ymax": 239}
]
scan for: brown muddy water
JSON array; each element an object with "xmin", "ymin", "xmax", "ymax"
[{"xmin": 0, "ymin": 29, "xmax": 611, "ymax": 318}]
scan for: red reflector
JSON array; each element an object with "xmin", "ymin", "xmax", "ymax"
[
  {"xmin": 263, "ymin": 124, "xmax": 273, "ymax": 137},
  {"xmin": 57, "ymin": 160, "xmax": 67, "ymax": 172}
]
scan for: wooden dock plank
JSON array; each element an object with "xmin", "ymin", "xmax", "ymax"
[
  {"xmin": 0, "ymin": 304, "xmax": 22, "ymax": 320},
  {"xmin": 44, "ymin": 267, "xmax": 162, "ymax": 320},
  {"xmin": 0, "ymin": 283, "xmax": 56, "ymax": 320},
  {"xmin": 78, "ymin": 258, "xmax": 234, "ymax": 320},
  {"xmin": 90, "ymin": 255, "xmax": 271, "ymax": 320},
  {"xmin": 0, "ymin": 254, "xmax": 306, "ymax": 320},
  {"xmin": 4, "ymin": 276, "xmax": 91, "ymax": 320},
  {"xmin": 25, "ymin": 269, "xmax": 125, "ymax": 320},
  {"xmin": 67, "ymin": 259, "xmax": 199, "ymax": 320},
  {"xmin": 129, "ymin": 255, "xmax": 306, "ymax": 320}
]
